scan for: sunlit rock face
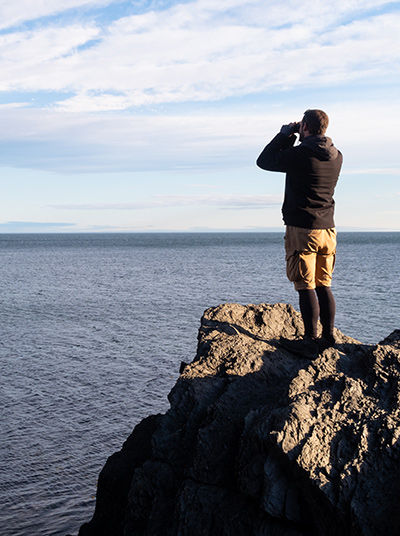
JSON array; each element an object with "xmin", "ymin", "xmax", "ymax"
[{"xmin": 79, "ymin": 303, "xmax": 400, "ymax": 536}]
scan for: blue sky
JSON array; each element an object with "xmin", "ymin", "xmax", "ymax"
[{"xmin": 1, "ymin": 0, "xmax": 399, "ymax": 232}]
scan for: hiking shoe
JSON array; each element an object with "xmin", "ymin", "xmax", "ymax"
[
  {"xmin": 318, "ymin": 334, "xmax": 337, "ymax": 351},
  {"xmin": 279, "ymin": 335, "xmax": 320, "ymax": 359}
]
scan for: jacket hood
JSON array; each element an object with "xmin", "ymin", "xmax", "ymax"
[{"xmin": 301, "ymin": 135, "xmax": 338, "ymax": 161}]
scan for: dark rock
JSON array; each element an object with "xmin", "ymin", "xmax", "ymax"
[{"xmin": 79, "ymin": 303, "xmax": 400, "ymax": 536}]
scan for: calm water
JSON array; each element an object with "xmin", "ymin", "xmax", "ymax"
[{"xmin": 1, "ymin": 232, "xmax": 399, "ymax": 536}]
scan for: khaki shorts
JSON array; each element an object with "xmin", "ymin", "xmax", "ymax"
[{"xmin": 284, "ymin": 226, "xmax": 336, "ymax": 290}]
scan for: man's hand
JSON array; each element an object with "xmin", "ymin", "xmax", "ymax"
[{"xmin": 280, "ymin": 122, "xmax": 299, "ymax": 136}]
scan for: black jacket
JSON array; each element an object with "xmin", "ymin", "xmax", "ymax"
[{"xmin": 257, "ymin": 133, "xmax": 343, "ymax": 229}]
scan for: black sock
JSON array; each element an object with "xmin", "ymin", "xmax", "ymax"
[
  {"xmin": 316, "ymin": 286, "xmax": 336, "ymax": 337},
  {"xmin": 298, "ymin": 289, "xmax": 319, "ymax": 339}
]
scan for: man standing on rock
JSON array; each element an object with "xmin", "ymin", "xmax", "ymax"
[{"xmin": 256, "ymin": 109, "xmax": 342, "ymax": 354}]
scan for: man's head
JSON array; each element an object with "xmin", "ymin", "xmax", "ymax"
[{"xmin": 300, "ymin": 109, "xmax": 329, "ymax": 140}]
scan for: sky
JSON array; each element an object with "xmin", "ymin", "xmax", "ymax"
[{"xmin": 1, "ymin": 0, "xmax": 400, "ymax": 232}]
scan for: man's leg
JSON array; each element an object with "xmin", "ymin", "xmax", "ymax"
[
  {"xmin": 283, "ymin": 226, "xmax": 320, "ymax": 356},
  {"xmin": 316, "ymin": 286, "xmax": 336, "ymax": 340},
  {"xmin": 314, "ymin": 229, "xmax": 337, "ymax": 345},
  {"xmin": 298, "ymin": 288, "xmax": 319, "ymax": 339},
  {"xmin": 281, "ymin": 287, "xmax": 320, "ymax": 357}
]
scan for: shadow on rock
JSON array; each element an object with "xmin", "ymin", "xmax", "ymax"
[{"xmin": 79, "ymin": 303, "xmax": 400, "ymax": 536}]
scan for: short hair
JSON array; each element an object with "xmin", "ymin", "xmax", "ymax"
[{"xmin": 302, "ymin": 109, "xmax": 329, "ymax": 135}]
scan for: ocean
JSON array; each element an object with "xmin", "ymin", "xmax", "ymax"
[{"xmin": 1, "ymin": 232, "xmax": 399, "ymax": 536}]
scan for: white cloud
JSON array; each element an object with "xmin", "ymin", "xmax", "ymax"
[
  {"xmin": 0, "ymin": 98, "xmax": 399, "ymax": 173},
  {"xmin": 0, "ymin": 24, "xmax": 100, "ymax": 91},
  {"xmin": 61, "ymin": 7, "xmax": 400, "ymax": 110},
  {"xmin": 0, "ymin": 106, "xmax": 272, "ymax": 171},
  {"xmin": 0, "ymin": 1, "xmax": 398, "ymax": 110}
]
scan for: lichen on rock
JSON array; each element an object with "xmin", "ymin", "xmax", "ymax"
[{"xmin": 79, "ymin": 304, "xmax": 400, "ymax": 536}]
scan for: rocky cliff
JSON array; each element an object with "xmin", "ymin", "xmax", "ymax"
[{"xmin": 79, "ymin": 303, "xmax": 400, "ymax": 536}]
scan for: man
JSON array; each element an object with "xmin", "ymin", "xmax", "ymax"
[{"xmin": 256, "ymin": 109, "xmax": 342, "ymax": 355}]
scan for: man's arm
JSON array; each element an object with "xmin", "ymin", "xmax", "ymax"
[{"xmin": 256, "ymin": 132, "xmax": 297, "ymax": 172}]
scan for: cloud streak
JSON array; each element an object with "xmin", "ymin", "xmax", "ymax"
[{"xmin": 49, "ymin": 194, "xmax": 282, "ymax": 210}]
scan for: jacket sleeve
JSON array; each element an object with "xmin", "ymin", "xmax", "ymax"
[{"xmin": 256, "ymin": 133, "xmax": 297, "ymax": 172}]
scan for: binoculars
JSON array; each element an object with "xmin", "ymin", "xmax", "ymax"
[{"xmin": 292, "ymin": 122, "xmax": 301, "ymax": 133}]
